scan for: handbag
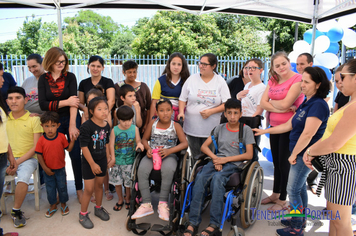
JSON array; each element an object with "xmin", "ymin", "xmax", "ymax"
[{"xmin": 311, "ymin": 156, "xmax": 323, "ymax": 172}]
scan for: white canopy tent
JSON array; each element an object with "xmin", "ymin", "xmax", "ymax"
[{"xmin": 1, "ymin": 0, "xmax": 356, "ymax": 53}]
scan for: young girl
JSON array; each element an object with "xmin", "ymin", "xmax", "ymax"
[
  {"xmin": 82, "ymin": 84, "xmax": 113, "ymax": 202},
  {"xmin": 150, "ymin": 52, "xmax": 190, "ymax": 121},
  {"xmin": 131, "ymin": 98, "xmax": 188, "ymax": 221},
  {"xmin": 79, "ymin": 97, "xmax": 111, "ymax": 229}
]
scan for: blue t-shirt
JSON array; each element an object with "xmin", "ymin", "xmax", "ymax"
[{"xmin": 289, "ymin": 96, "xmax": 330, "ymax": 155}]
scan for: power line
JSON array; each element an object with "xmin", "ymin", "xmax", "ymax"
[{"xmin": 0, "ymin": 11, "xmax": 77, "ymax": 21}]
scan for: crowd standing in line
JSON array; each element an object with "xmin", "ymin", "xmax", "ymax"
[{"xmin": 1, "ymin": 47, "xmax": 356, "ymax": 236}]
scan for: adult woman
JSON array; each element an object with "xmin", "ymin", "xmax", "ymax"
[
  {"xmin": 22, "ymin": 54, "xmax": 45, "ymax": 115},
  {"xmin": 304, "ymin": 59, "xmax": 356, "ymax": 235},
  {"xmin": 79, "ymin": 55, "xmax": 115, "ymax": 122},
  {"xmin": 237, "ymin": 58, "xmax": 266, "ymax": 162},
  {"xmin": 228, "ymin": 60, "xmax": 251, "ymax": 99},
  {"xmin": 260, "ymin": 51, "xmax": 304, "ymax": 211},
  {"xmin": 255, "ymin": 67, "xmax": 330, "ymax": 236},
  {"xmin": 334, "ymin": 65, "xmax": 350, "ymax": 112},
  {"xmin": 149, "ymin": 52, "xmax": 190, "ymax": 121},
  {"xmin": 178, "ymin": 53, "xmax": 230, "ymax": 158},
  {"xmin": 38, "ymin": 47, "xmax": 83, "ymax": 202}
]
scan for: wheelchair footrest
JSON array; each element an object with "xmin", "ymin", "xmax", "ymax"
[
  {"xmin": 135, "ymin": 223, "xmax": 151, "ymax": 231},
  {"xmin": 151, "ymin": 224, "xmax": 171, "ymax": 232}
]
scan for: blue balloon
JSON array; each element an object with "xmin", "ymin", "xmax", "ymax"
[
  {"xmin": 262, "ymin": 147, "xmax": 269, "ymax": 157},
  {"xmin": 265, "ymin": 133, "xmax": 270, "ymax": 138},
  {"xmin": 266, "ymin": 149, "xmax": 273, "ymax": 162},
  {"xmin": 314, "ymin": 65, "xmax": 332, "ymax": 80},
  {"xmin": 303, "ymin": 29, "xmax": 323, "ymax": 44},
  {"xmin": 290, "ymin": 62, "xmax": 298, "ymax": 73},
  {"xmin": 325, "ymin": 42, "xmax": 339, "ymax": 54},
  {"xmin": 327, "ymin": 27, "xmax": 344, "ymax": 43}
]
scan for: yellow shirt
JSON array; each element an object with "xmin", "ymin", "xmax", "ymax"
[
  {"xmin": 321, "ymin": 102, "xmax": 356, "ymax": 155},
  {"xmin": 6, "ymin": 111, "xmax": 43, "ymax": 159},
  {"xmin": 0, "ymin": 107, "xmax": 8, "ymax": 153}
]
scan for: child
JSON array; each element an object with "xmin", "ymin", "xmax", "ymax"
[
  {"xmin": 114, "ymin": 84, "xmax": 142, "ymax": 127},
  {"xmin": 108, "ymin": 105, "xmax": 144, "ymax": 211},
  {"xmin": 79, "ymin": 97, "xmax": 111, "ymax": 229},
  {"xmin": 35, "ymin": 111, "xmax": 75, "ymax": 217},
  {"xmin": 115, "ymin": 60, "xmax": 151, "ymax": 134},
  {"xmin": 183, "ymin": 98, "xmax": 255, "ymax": 236},
  {"xmin": 150, "ymin": 52, "xmax": 190, "ymax": 121},
  {"xmin": 131, "ymin": 98, "xmax": 188, "ymax": 221}
]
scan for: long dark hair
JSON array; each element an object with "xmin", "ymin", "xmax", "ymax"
[
  {"xmin": 162, "ymin": 52, "xmax": 190, "ymax": 87},
  {"xmin": 0, "ymin": 94, "xmax": 7, "ymax": 123}
]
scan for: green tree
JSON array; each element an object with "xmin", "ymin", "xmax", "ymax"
[
  {"xmin": 38, "ymin": 22, "xmax": 58, "ymax": 54},
  {"xmin": 110, "ymin": 25, "xmax": 135, "ymax": 56},
  {"xmin": 0, "ymin": 39, "xmax": 21, "ymax": 57},
  {"xmin": 17, "ymin": 17, "xmax": 42, "ymax": 55}
]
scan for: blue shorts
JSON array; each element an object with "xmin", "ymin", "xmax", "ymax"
[{"xmin": 16, "ymin": 158, "xmax": 38, "ymax": 185}]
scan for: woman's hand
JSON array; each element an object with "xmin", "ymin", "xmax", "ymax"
[
  {"xmin": 288, "ymin": 154, "xmax": 297, "ymax": 165},
  {"xmin": 146, "ymin": 148, "xmax": 153, "ymax": 158},
  {"xmin": 158, "ymin": 148, "xmax": 171, "ymax": 159},
  {"xmin": 69, "ymin": 125, "xmax": 79, "ymax": 141},
  {"xmin": 289, "ymin": 105, "xmax": 297, "ymax": 113},
  {"xmin": 66, "ymin": 96, "xmax": 80, "ymax": 108},
  {"xmin": 252, "ymin": 128, "xmax": 266, "ymax": 136},
  {"xmin": 303, "ymin": 152, "xmax": 314, "ymax": 170},
  {"xmin": 177, "ymin": 113, "xmax": 185, "ymax": 121},
  {"xmin": 200, "ymin": 109, "xmax": 212, "ymax": 119},
  {"xmin": 90, "ymin": 163, "xmax": 102, "ymax": 175},
  {"xmin": 237, "ymin": 90, "xmax": 249, "ymax": 100}
]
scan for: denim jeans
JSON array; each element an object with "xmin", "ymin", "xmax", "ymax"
[
  {"xmin": 44, "ymin": 167, "xmax": 69, "ymax": 205},
  {"xmin": 287, "ymin": 154, "xmax": 311, "ymax": 229},
  {"xmin": 0, "ymin": 152, "xmax": 8, "ymax": 197},
  {"xmin": 188, "ymin": 161, "xmax": 238, "ymax": 227},
  {"xmin": 57, "ymin": 112, "xmax": 83, "ymax": 191}
]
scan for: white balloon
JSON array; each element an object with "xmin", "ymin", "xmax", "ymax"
[
  {"xmin": 315, "ymin": 53, "xmax": 339, "ymax": 69},
  {"xmin": 317, "ymin": 20, "xmax": 338, "ymax": 32},
  {"xmin": 288, "ymin": 51, "xmax": 299, "ymax": 63},
  {"xmin": 342, "ymin": 29, "xmax": 356, "ymax": 48},
  {"xmin": 338, "ymin": 13, "xmax": 356, "ymax": 29},
  {"xmin": 313, "ymin": 35, "xmax": 330, "ymax": 54},
  {"xmin": 313, "ymin": 57, "xmax": 322, "ymax": 66},
  {"xmin": 293, "ymin": 40, "xmax": 311, "ymax": 53}
]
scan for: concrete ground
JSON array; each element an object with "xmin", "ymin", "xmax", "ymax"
[{"xmin": 0, "ymin": 135, "xmax": 330, "ymax": 236}]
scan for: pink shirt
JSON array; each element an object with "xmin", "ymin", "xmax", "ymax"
[{"xmin": 268, "ymin": 74, "xmax": 304, "ymax": 126}]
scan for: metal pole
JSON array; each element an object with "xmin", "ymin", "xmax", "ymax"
[
  {"xmin": 272, "ymin": 30, "xmax": 276, "ymax": 54},
  {"xmin": 56, "ymin": 0, "xmax": 63, "ymax": 49},
  {"xmin": 294, "ymin": 22, "xmax": 299, "ymax": 42},
  {"xmin": 310, "ymin": 0, "xmax": 319, "ymax": 56},
  {"xmin": 341, "ymin": 43, "xmax": 346, "ymax": 64}
]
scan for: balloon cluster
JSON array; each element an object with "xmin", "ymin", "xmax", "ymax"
[{"xmin": 288, "ymin": 13, "xmax": 356, "ymax": 78}]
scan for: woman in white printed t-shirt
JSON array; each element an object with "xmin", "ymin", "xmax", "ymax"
[
  {"xmin": 236, "ymin": 58, "xmax": 266, "ymax": 162},
  {"xmin": 178, "ymin": 53, "xmax": 230, "ymax": 159}
]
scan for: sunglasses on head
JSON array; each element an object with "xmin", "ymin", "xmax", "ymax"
[{"xmin": 340, "ymin": 73, "xmax": 355, "ymax": 81}]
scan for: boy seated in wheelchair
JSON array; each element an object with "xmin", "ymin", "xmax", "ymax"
[{"xmin": 184, "ymin": 98, "xmax": 255, "ymax": 236}]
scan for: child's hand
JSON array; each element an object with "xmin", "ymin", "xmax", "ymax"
[
  {"xmin": 44, "ymin": 168, "xmax": 55, "ymax": 176},
  {"xmin": 146, "ymin": 148, "xmax": 153, "ymax": 158},
  {"xmin": 215, "ymin": 164, "xmax": 222, "ymax": 171},
  {"xmin": 212, "ymin": 156, "xmax": 227, "ymax": 165},
  {"xmin": 133, "ymin": 101, "xmax": 140, "ymax": 109},
  {"xmin": 90, "ymin": 163, "xmax": 102, "ymax": 175},
  {"xmin": 158, "ymin": 148, "xmax": 171, "ymax": 158},
  {"xmin": 108, "ymin": 158, "xmax": 115, "ymax": 168},
  {"xmin": 136, "ymin": 143, "xmax": 144, "ymax": 152},
  {"xmin": 236, "ymin": 90, "xmax": 249, "ymax": 100}
]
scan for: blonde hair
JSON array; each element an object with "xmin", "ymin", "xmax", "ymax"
[
  {"xmin": 269, "ymin": 51, "xmax": 290, "ymax": 84},
  {"xmin": 42, "ymin": 47, "xmax": 69, "ymax": 74}
]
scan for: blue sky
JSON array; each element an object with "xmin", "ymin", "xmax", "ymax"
[{"xmin": 0, "ymin": 8, "xmax": 156, "ymax": 43}]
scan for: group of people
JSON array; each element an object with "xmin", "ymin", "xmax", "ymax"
[{"xmin": 0, "ymin": 46, "xmax": 355, "ymax": 236}]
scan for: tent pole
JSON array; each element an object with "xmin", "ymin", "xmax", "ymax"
[
  {"xmin": 310, "ymin": 0, "xmax": 319, "ymax": 56},
  {"xmin": 55, "ymin": 0, "xmax": 63, "ymax": 49}
]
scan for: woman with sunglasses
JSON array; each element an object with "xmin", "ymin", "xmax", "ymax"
[
  {"xmin": 38, "ymin": 47, "xmax": 83, "ymax": 202},
  {"xmin": 178, "ymin": 53, "xmax": 230, "ymax": 159},
  {"xmin": 304, "ymin": 59, "xmax": 356, "ymax": 235},
  {"xmin": 260, "ymin": 51, "xmax": 304, "ymax": 211}
]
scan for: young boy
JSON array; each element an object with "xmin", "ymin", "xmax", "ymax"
[
  {"xmin": 108, "ymin": 105, "xmax": 144, "ymax": 211},
  {"xmin": 184, "ymin": 98, "xmax": 255, "ymax": 236},
  {"xmin": 115, "ymin": 84, "xmax": 142, "ymax": 128},
  {"xmin": 5, "ymin": 86, "xmax": 43, "ymax": 228},
  {"xmin": 35, "ymin": 111, "xmax": 75, "ymax": 218}
]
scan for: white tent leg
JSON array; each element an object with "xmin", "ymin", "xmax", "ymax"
[
  {"xmin": 54, "ymin": 0, "xmax": 63, "ymax": 49},
  {"xmin": 310, "ymin": 0, "xmax": 319, "ymax": 56}
]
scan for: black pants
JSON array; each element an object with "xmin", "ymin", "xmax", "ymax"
[{"xmin": 270, "ymin": 131, "xmax": 291, "ymax": 201}]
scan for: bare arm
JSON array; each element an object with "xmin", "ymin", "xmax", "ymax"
[
  {"xmin": 149, "ymin": 99, "xmax": 158, "ymax": 121},
  {"xmin": 69, "ymin": 106, "xmax": 79, "ymax": 141},
  {"xmin": 213, "ymin": 144, "xmax": 254, "ymax": 165},
  {"xmin": 158, "ymin": 123, "xmax": 188, "ymax": 158},
  {"xmin": 333, "ymin": 103, "xmax": 339, "ymax": 112},
  {"xmin": 260, "ymin": 84, "xmax": 290, "ymax": 113},
  {"xmin": 108, "ymin": 129, "xmax": 116, "ymax": 168},
  {"xmin": 252, "ymin": 105, "xmax": 264, "ymax": 116},
  {"xmin": 177, "ymin": 100, "xmax": 186, "ymax": 120},
  {"xmin": 269, "ymin": 82, "xmax": 302, "ymax": 110},
  {"xmin": 142, "ymin": 119, "xmax": 154, "ymax": 158},
  {"xmin": 135, "ymin": 127, "xmax": 144, "ymax": 151},
  {"xmin": 6, "ymin": 144, "xmax": 17, "ymax": 175},
  {"xmin": 16, "ymin": 133, "xmax": 41, "ymax": 165},
  {"xmin": 134, "ymin": 101, "xmax": 143, "ymax": 128},
  {"xmin": 66, "ymin": 138, "xmax": 76, "ymax": 152},
  {"xmin": 106, "ymin": 87, "xmax": 116, "ymax": 111},
  {"xmin": 253, "ymin": 115, "xmax": 293, "ymax": 136}
]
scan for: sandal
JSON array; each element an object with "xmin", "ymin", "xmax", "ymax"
[
  {"xmin": 125, "ymin": 202, "xmax": 130, "ymax": 210},
  {"xmin": 184, "ymin": 223, "xmax": 199, "ymax": 236},
  {"xmin": 45, "ymin": 208, "xmax": 57, "ymax": 218},
  {"xmin": 261, "ymin": 196, "xmax": 277, "ymax": 205},
  {"xmin": 200, "ymin": 224, "xmax": 220, "ymax": 236},
  {"xmin": 267, "ymin": 202, "xmax": 288, "ymax": 212},
  {"xmin": 113, "ymin": 202, "xmax": 124, "ymax": 211},
  {"xmin": 61, "ymin": 205, "xmax": 69, "ymax": 216},
  {"xmin": 105, "ymin": 190, "xmax": 113, "ymax": 201}
]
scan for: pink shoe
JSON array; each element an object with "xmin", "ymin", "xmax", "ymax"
[
  {"xmin": 105, "ymin": 190, "xmax": 113, "ymax": 201},
  {"xmin": 158, "ymin": 202, "xmax": 170, "ymax": 221},
  {"xmin": 131, "ymin": 203, "xmax": 154, "ymax": 219}
]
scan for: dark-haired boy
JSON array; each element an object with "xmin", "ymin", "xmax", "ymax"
[
  {"xmin": 108, "ymin": 105, "xmax": 144, "ymax": 211},
  {"xmin": 35, "ymin": 111, "xmax": 75, "ymax": 218},
  {"xmin": 184, "ymin": 98, "xmax": 255, "ymax": 236},
  {"xmin": 6, "ymin": 86, "xmax": 43, "ymax": 228},
  {"xmin": 116, "ymin": 84, "xmax": 142, "ymax": 128}
]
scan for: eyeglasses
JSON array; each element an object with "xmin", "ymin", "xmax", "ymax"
[
  {"xmin": 198, "ymin": 62, "xmax": 211, "ymax": 67},
  {"xmin": 340, "ymin": 73, "xmax": 355, "ymax": 81},
  {"xmin": 244, "ymin": 66, "xmax": 262, "ymax": 71},
  {"xmin": 55, "ymin": 60, "xmax": 66, "ymax": 66}
]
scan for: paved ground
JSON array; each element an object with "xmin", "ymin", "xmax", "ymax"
[{"xmin": 0, "ymin": 135, "xmax": 330, "ymax": 236}]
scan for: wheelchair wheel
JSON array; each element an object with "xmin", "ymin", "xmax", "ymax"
[
  {"xmin": 125, "ymin": 216, "xmax": 132, "ymax": 231},
  {"xmin": 180, "ymin": 151, "xmax": 188, "ymax": 205},
  {"xmin": 240, "ymin": 161, "xmax": 264, "ymax": 229},
  {"xmin": 227, "ymin": 228, "xmax": 245, "ymax": 236}
]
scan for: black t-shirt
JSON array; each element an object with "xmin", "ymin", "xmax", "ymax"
[
  {"xmin": 79, "ymin": 119, "xmax": 110, "ymax": 161},
  {"xmin": 228, "ymin": 75, "xmax": 245, "ymax": 99},
  {"xmin": 334, "ymin": 91, "xmax": 350, "ymax": 109},
  {"xmin": 78, "ymin": 76, "xmax": 114, "ymax": 105}
]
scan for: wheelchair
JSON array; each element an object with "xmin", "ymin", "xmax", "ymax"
[
  {"xmin": 125, "ymin": 146, "xmax": 189, "ymax": 235},
  {"xmin": 178, "ymin": 122, "xmax": 264, "ymax": 236}
]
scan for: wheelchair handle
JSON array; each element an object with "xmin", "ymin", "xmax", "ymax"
[
  {"xmin": 136, "ymin": 148, "xmax": 143, "ymax": 153},
  {"xmin": 178, "ymin": 117, "xmax": 184, "ymax": 127}
]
